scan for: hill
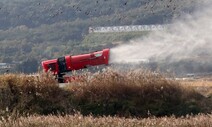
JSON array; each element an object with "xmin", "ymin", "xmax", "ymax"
[{"xmin": 0, "ymin": 0, "xmax": 200, "ymax": 73}]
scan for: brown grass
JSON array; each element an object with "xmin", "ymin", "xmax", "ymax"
[
  {"xmin": 67, "ymin": 69, "xmax": 211, "ymax": 117},
  {"xmin": 0, "ymin": 69, "xmax": 211, "ymax": 118},
  {"xmin": 0, "ymin": 73, "xmax": 74, "ymax": 116},
  {"xmin": 0, "ymin": 113, "xmax": 212, "ymax": 127},
  {"xmin": 181, "ymin": 80, "xmax": 212, "ymax": 98}
]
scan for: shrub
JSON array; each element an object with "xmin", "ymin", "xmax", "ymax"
[
  {"xmin": 0, "ymin": 73, "xmax": 73, "ymax": 117},
  {"xmin": 0, "ymin": 69, "xmax": 210, "ymax": 118},
  {"xmin": 67, "ymin": 69, "xmax": 210, "ymax": 117}
]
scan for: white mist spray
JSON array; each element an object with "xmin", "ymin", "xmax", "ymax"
[{"xmin": 109, "ymin": 1, "xmax": 212, "ymax": 67}]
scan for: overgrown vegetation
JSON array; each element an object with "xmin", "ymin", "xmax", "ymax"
[
  {"xmin": 67, "ymin": 69, "xmax": 211, "ymax": 117},
  {"xmin": 0, "ymin": 73, "xmax": 73, "ymax": 116},
  {"xmin": 1, "ymin": 114, "xmax": 212, "ymax": 127},
  {"xmin": 0, "ymin": 69, "xmax": 211, "ymax": 118}
]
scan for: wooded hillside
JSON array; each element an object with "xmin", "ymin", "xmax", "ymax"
[{"xmin": 0, "ymin": 0, "xmax": 199, "ymax": 73}]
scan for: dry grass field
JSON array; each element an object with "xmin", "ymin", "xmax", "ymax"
[
  {"xmin": 0, "ymin": 69, "xmax": 211, "ymax": 127},
  {"xmin": 181, "ymin": 79, "xmax": 212, "ymax": 97},
  {"xmin": 0, "ymin": 113, "xmax": 212, "ymax": 127}
]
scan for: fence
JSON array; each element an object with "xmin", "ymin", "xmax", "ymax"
[{"xmin": 89, "ymin": 24, "xmax": 168, "ymax": 33}]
